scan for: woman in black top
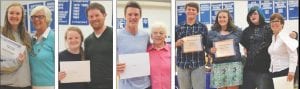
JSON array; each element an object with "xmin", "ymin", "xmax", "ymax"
[{"xmin": 58, "ymin": 27, "xmax": 88, "ymax": 89}]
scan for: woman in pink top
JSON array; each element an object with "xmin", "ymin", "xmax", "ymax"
[{"xmin": 147, "ymin": 22, "xmax": 171, "ymax": 89}]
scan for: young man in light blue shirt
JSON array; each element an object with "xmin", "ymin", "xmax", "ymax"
[{"xmin": 116, "ymin": 1, "xmax": 151, "ymax": 89}]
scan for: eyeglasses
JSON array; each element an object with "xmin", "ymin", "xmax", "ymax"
[
  {"xmin": 270, "ymin": 20, "xmax": 281, "ymax": 24},
  {"xmin": 31, "ymin": 15, "xmax": 45, "ymax": 20}
]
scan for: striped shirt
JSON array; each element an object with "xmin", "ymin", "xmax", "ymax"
[{"xmin": 175, "ymin": 22, "xmax": 209, "ymax": 69}]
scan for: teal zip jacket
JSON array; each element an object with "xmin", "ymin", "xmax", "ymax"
[{"xmin": 29, "ymin": 28, "xmax": 54, "ymax": 86}]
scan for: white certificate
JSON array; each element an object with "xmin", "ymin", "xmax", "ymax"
[
  {"xmin": 119, "ymin": 53, "xmax": 150, "ymax": 79},
  {"xmin": 279, "ymin": 30, "xmax": 299, "ymax": 51},
  {"xmin": 1, "ymin": 35, "xmax": 26, "ymax": 59},
  {"xmin": 214, "ymin": 39, "xmax": 235, "ymax": 58},
  {"xmin": 183, "ymin": 34, "xmax": 203, "ymax": 53},
  {"xmin": 60, "ymin": 61, "xmax": 90, "ymax": 83},
  {"xmin": 273, "ymin": 76, "xmax": 294, "ymax": 89}
]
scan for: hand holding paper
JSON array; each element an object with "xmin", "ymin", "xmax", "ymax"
[
  {"xmin": 279, "ymin": 30, "xmax": 298, "ymax": 51},
  {"xmin": 58, "ymin": 71, "xmax": 66, "ymax": 81},
  {"xmin": 176, "ymin": 39, "xmax": 184, "ymax": 47},
  {"xmin": 214, "ymin": 39, "xmax": 235, "ymax": 58},
  {"xmin": 118, "ymin": 53, "xmax": 150, "ymax": 79},
  {"xmin": 273, "ymin": 76, "xmax": 294, "ymax": 89},
  {"xmin": 183, "ymin": 35, "xmax": 203, "ymax": 53},
  {"xmin": 1, "ymin": 35, "xmax": 26, "ymax": 60},
  {"xmin": 117, "ymin": 63, "xmax": 126, "ymax": 76},
  {"xmin": 60, "ymin": 61, "xmax": 90, "ymax": 83},
  {"xmin": 18, "ymin": 52, "xmax": 26, "ymax": 63}
]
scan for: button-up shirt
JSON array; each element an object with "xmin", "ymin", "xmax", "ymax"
[
  {"xmin": 175, "ymin": 22, "xmax": 208, "ymax": 69},
  {"xmin": 33, "ymin": 27, "xmax": 50, "ymax": 43},
  {"xmin": 147, "ymin": 44, "xmax": 171, "ymax": 89},
  {"xmin": 268, "ymin": 31, "xmax": 298, "ymax": 73}
]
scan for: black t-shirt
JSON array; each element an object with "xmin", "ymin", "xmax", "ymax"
[
  {"xmin": 59, "ymin": 50, "xmax": 81, "ymax": 61},
  {"xmin": 59, "ymin": 50, "xmax": 88, "ymax": 89}
]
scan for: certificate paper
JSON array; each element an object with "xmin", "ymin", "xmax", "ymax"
[
  {"xmin": 1, "ymin": 35, "xmax": 26, "ymax": 59},
  {"xmin": 60, "ymin": 61, "xmax": 90, "ymax": 83},
  {"xmin": 183, "ymin": 35, "xmax": 203, "ymax": 53},
  {"xmin": 214, "ymin": 39, "xmax": 235, "ymax": 58},
  {"xmin": 279, "ymin": 30, "xmax": 299, "ymax": 51},
  {"xmin": 273, "ymin": 76, "xmax": 294, "ymax": 89},
  {"xmin": 119, "ymin": 53, "xmax": 150, "ymax": 79}
]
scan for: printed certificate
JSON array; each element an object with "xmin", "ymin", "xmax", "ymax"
[
  {"xmin": 214, "ymin": 39, "xmax": 235, "ymax": 58},
  {"xmin": 183, "ymin": 35, "xmax": 203, "ymax": 53},
  {"xmin": 1, "ymin": 35, "xmax": 26, "ymax": 59}
]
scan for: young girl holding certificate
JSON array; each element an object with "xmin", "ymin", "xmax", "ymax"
[
  {"xmin": 0, "ymin": 3, "xmax": 32, "ymax": 89},
  {"xmin": 59, "ymin": 27, "xmax": 88, "ymax": 89},
  {"xmin": 208, "ymin": 10, "xmax": 243, "ymax": 89}
]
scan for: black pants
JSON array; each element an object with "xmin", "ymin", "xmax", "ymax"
[
  {"xmin": 0, "ymin": 86, "xmax": 31, "ymax": 89},
  {"xmin": 241, "ymin": 70, "xmax": 274, "ymax": 89},
  {"xmin": 295, "ymin": 66, "xmax": 299, "ymax": 83}
]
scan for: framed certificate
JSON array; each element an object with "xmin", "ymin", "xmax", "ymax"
[
  {"xmin": 183, "ymin": 34, "xmax": 203, "ymax": 53},
  {"xmin": 214, "ymin": 39, "xmax": 235, "ymax": 58}
]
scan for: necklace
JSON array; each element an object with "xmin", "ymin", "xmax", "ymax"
[{"xmin": 30, "ymin": 37, "xmax": 45, "ymax": 57}]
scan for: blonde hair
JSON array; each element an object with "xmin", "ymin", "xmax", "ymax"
[
  {"xmin": 2, "ymin": 2, "xmax": 31, "ymax": 52},
  {"xmin": 30, "ymin": 6, "xmax": 52, "ymax": 26}
]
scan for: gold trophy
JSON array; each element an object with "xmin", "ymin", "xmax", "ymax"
[{"xmin": 205, "ymin": 53, "xmax": 213, "ymax": 72}]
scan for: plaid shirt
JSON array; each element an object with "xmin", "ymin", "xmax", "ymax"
[{"xmin": 175, "ymin": 21, "xmax": 208, "ymax": 69}]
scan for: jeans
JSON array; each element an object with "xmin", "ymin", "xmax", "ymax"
[
  {"xmin": 241, "ymin": 70, "xmax": 274, "ymax": 89},
  {"xmin": 177, "ymin": 66, "xmax": 206, "ymax": 89}
]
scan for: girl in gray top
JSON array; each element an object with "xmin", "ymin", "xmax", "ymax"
[{"xmin": 1, "ymin": 2, "xmax": 32, "ymax": 89}]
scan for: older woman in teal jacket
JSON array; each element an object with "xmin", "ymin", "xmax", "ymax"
[{"xmin": 29, "ymin": 6, "xmax": 55, "ymax": 89}]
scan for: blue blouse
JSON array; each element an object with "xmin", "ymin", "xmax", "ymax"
[{"xmin": 208, "ymin": 28, "xmax": 243, "ymax": 63}]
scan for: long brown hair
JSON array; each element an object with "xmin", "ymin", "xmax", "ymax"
[
  {"xmin": 64, "ymin": 27, "xmax": 85, "ymax": 61},
  {"xmin": 211, "ymin": 9, "xmax": 237, "ymax": 32},
  {"xmin": 2, "ymin": 3, "xmax": 31, "ymax": 52}
]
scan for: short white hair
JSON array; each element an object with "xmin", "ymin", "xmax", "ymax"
[
  {"xmin": 30, "ymin": 6, "xmax": 52, "ymax": 26},
  {"xmin": 151, "ymin": 22, "xmax": 167, "ymax": 34}
]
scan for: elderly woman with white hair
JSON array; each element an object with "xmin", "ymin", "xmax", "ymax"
[
  {"xmin": 147, "ymin": 22, "xmax": 171, "ymax": 89},
  {"xmin": 29, "ymin": 6, "xmax": 54, "ymax": 89}
]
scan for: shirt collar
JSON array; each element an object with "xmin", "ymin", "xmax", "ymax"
[
  {"xmin": 148, "ymin": 43, "xmax": 170, "ymax": 52},
  {"xmin": 33, "ymin": 27, "xmax": 51, "ymax": 40},
  {"xmin": 123, "ymin": 28, "xmax": 140, "ymax": 36},
  {"xmin": 183, "ymin": 21, "xmax": 200, "ymax": 26}
]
